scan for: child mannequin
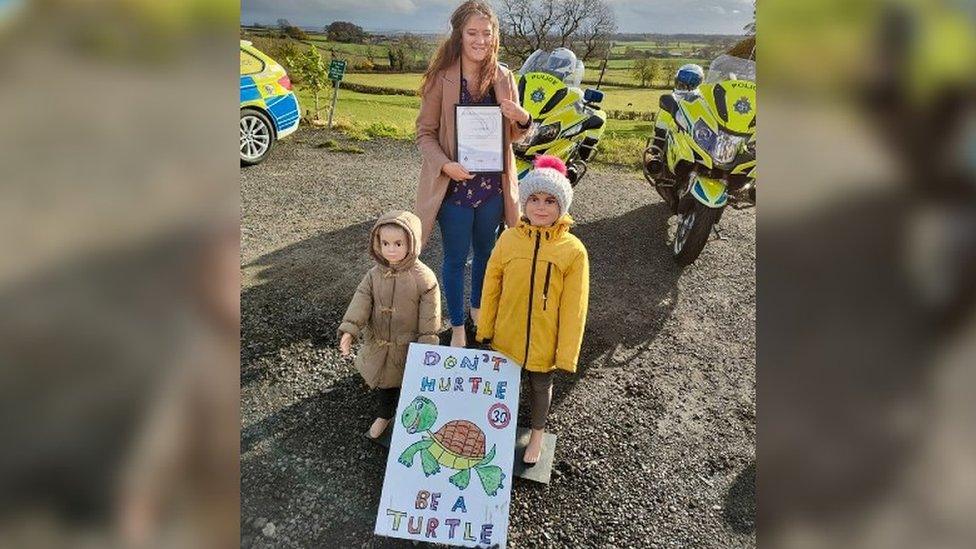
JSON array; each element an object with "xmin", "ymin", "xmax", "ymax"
[
  {"xmin": 476, "ymin": 156, "xmax": 590, "ymax": 464},
  {"xmin": 339, "ymin": 211, "xmax": 442, "ymax": 438}
]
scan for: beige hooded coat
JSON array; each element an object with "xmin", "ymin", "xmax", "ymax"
[
  {"xmin": 338, "ymin": 211, "xmax": 441, "ymax": 388},
  {"xmin": 415, "ymin": 59, "xmax": 530, "ymax": 245}
]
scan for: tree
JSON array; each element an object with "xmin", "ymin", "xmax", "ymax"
[
  {"xmin": 498, "ymin": 0, "xmax": 617, "ymax": 63},
  {"xmin": 656, "ymin": 60, "xmax": 680, "ymax": 88},
  {"xmin": 574, "ymin": 0, "xmax": 615, "ymax": 61},
  {"xmin": 278, "ymin": 41, "xmax": 302, "ymax": 77},
  {"xmin": 389, "ymin": 33, "xmax": 430, "ymax": 71},
  {"xmin": 632, "ymin": 58, "xmax": 657, "ymax": 87},
  {"xmin": 283, "ymin": 25, "xmax": 308, "ymax": 41},
  {"xmin": 326, "ymin": 21, "xmax": 367, "ymax": 43},
  {"xmin": 287, "ymin": 45, "xmax": 331, "ymax": 120},
  {"xmin": 744, "ymin": 1, "xmax": 756, "ymax": 35}
]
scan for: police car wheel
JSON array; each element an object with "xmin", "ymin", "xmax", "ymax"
[{"xmin": 240, "ymin": 108, "xmax": 275, "ymax": 166}]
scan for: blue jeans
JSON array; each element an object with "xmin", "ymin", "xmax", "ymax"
[{"xmin": 437, "ymin": 193, "xmax": 504, "ymax": 327}]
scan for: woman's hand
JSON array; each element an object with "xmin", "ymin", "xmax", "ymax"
[
  {"xmin": 339, "ymin": 332, "xmax": 353, "ymax": 357},
  {"xmin": 500, "ymin": 99, "xmax": 530, "ymax": 126},
  {"xmin": 442, "ymin": 162, "xmax": 474, "ymax": 181}
]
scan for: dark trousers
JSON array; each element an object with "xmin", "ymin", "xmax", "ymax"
[
  {"xmin": 528, "ymin": 371, "xmax": 555, "ymax": 429},
  {"xmin": 375, "ymin": 387, "xmax": 401, "ymax": 420}
]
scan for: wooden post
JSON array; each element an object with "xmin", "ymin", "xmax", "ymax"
[
  {"xmin": 596, "ymin": 41, "xmax": 613, "ymax": 90},
  {"xmin": 327, "ymin": 79, "xmax": 340, "ymax": 130}
]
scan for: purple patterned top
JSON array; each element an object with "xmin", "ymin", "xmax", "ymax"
[{"xmin": 445, "ymin": 77, "xmax": 503, "ymax": 208}]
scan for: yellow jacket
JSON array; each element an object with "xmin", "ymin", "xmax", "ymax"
[{"xmin": 476, "ymin": 215, "xmax": 589, "ymax": 373}]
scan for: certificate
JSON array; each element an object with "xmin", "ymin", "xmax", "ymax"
[{"xmin": 455, "ymin": 105, "xmax": 504, "ymax": 173}]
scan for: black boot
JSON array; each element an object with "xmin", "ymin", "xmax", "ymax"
[{"xmin": 646, "ymin": 127, "xmax": 668, "ymax": 177}]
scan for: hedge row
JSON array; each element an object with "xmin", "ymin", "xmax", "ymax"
[
  {"xmin": 337, "ymin": 81, "xmax": 418, "ymax": 97},
  {"xmin": 606, "ymin": 110, "xmax": 656, "ymax": 121}
]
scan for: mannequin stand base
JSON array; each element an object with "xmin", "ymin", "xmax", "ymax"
[{"xmin": 512, "ymin": 427, "xmax": 557, "ymax": 484}]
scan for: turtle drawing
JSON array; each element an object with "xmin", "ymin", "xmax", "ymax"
[{"xmin": 397, "ymin": 396, "xmax": 505, "ymax": 496}]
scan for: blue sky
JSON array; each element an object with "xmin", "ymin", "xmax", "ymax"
[{"xmin": 241, "ymin": 0, "xmax": 754, "ymax": 35}]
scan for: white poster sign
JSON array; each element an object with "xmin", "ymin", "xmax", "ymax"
[{"xmin": 374, "ymin": 343, "xmax": 521, "ymax": 548}]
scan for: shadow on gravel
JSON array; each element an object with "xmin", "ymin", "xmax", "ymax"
[
  {"xmin": 245, "ymin": 220, "xmax": 401, "ymax": 386},
  {"xmin": 240, "ymin": 373, "xmax": 417, "ymax": 548},
  {"xmin": 242, "ymin": 216, "xmax": 453, "ymax": 388},
  {"xmin": 723, "ymin": 460, "xmax": 756, "ymax": 534},
  {"xmin": 548, "ymin": 202, "xmax": 682, "ymax": 406}
]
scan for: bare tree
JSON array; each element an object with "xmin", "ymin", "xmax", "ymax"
[
  {"xmin": 744, "ymin": 1, "xmax": 756, "ymax": 35},
  {"xmin": 575, "ymin": 0, "xmax": 615, "ymax": 61},
  {"xmin": 498, "ymin": 0, "xmax": 617, "ymax": 63}
]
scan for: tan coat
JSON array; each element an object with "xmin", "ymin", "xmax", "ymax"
[
  {"xmin": 338, "ymin": 211, "xmax": 441, "ymax": 388},
  {"xmin": 415, "ymin": 59, "xmax": 530, "ymax": 245}
]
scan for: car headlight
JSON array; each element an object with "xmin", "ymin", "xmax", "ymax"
[{"xmin": 692, "ymin": 119, "xmax": 717, "ymax": 153}]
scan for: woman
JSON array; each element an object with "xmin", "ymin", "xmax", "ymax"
[{"xmin": 415, "ymin": 0, "xmax": 531, "ymax": 348}]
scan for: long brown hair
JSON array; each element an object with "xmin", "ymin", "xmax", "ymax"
[{"xmin": 420, "ymin": 1, "xmax": 499, "ymax": 100}]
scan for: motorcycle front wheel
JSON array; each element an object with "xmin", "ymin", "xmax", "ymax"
[{"xmin": 672, "ymin": 202, "xmax": 722, "ymax": 266}]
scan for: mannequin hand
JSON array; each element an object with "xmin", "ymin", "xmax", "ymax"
[
  {"xmin": 500, "ymin": 99, "xmax": 530, "ymax": 126},
  {"xmin": 442, "ymin": 162, "xmax": 474, "ymax": 181},
  {"xmin": 339, "ymin": 332, "xmax": 353, "ymax": 356}
]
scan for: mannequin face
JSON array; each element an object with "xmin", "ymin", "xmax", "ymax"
[
  {"xmin": 525, "ymin": 193, "xmax": 560, "ymax": 226},
  {"xmin": 460, "ymin": 14, "xmax": 493, "ymax": 66},
  {"xmin": 378, "ymin": 225, "xmax": 409, "ymax": 264}
]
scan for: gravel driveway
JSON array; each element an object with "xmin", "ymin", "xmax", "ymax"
[{"xmin": 241, "ymin": 128, "xmax": 756, "ymax": 548}]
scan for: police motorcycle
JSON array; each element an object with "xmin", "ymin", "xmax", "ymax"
[
  {"xmin": 513, "ymin": 48, "xmax": 607, "ymax": 186},
  {"xmin": 643, "ymin": 55, "xmax": 757, "ymax": 265}
]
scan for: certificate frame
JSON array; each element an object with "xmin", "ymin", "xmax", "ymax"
[{"xmin": 454, "ymin": 104, "xmax": 504, "ymax": 173}]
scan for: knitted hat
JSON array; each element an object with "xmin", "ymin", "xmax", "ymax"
[{"xmin": 519, "ymin": 155, "xmax": 573, "ymax": 217}]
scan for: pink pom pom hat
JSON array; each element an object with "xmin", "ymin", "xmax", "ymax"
[{"xmin": 519, "ymin": 154, "xmax": 574, "ymax": 216}]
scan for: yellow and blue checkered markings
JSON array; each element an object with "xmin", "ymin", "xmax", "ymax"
[
  {"xmin": 240, "ymin": 75, "xmax": 299, "ymax": 134},
  {"xmin": 691, "ymin": 177, "xmax": 728, "ymax": 207}
]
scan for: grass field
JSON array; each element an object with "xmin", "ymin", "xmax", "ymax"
[
  {"xmin": 590, "ymin": 56, "xmax": 709, "ymax": 69},
  {"xmin": 612, "ymin": 41, "xmax": 710, "ymax": 54},
  {"xmin": 335, "ymin": 72, "xmax": 664, "ymax": 113},
  {"xmin": 304, "ymin": 37, "xmax": 392, "ymax": 66},
  {"xmin": 597, "ymin": 86, "xmax": 666, "ymax": 112},
  {"xmin": 294, "ymin": 85, "xmax": 420, "ymax": 139},
  {"xmin": 582, "ymin": 67, "xmax": 642, "ymax": 85},
  {"xmin": 341, "ymin": 72, "xmax": 421, "ymax": 91},
  {"xmin": 583, "ymin": 60, "xmax": 709, "ymax": 88}
]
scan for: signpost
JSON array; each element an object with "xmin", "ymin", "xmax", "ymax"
[
  {"xmin": 374, "ymin": 343, "xmax": 521, "ymax": 548},
  {"xmin": 327, "ymin": 58, "xmax": 346, "ymax": 130}
]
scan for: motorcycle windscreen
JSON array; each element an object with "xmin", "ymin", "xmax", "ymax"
[{"xmin": 700, "ymin": 81, "xmax": 756, "ymax": 136}]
